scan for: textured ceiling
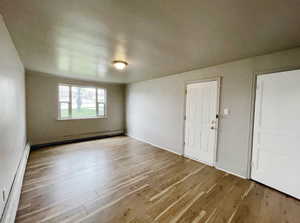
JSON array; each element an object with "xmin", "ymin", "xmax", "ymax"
[{"xmin": 1, "ymin": 0, "xmax": 300, "ymax": 83}]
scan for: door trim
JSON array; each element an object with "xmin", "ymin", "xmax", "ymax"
[
  {"xmin": 248, "ymin": 66, "xmax": 300, "ymax": 179},
  {"xmin": 182, "ymin": 76, "xmax": 222, "ymax": 167}
]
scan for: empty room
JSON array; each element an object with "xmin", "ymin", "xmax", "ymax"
[{"xmin": 1, "ymin": 0, "xmax": 300, "ymax": 222}]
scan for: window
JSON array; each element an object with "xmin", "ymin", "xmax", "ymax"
[{"xmin": 58, "ymin": 84, "xmax": 106, "ymax": 120}]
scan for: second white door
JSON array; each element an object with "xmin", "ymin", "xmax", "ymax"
[
  {"xmin": 252, "ymin": 70, "xmax": 300, "ymax": 199},
  {"xmin": 184, "ymin": 80, "xmax": 219, "ymax": 166}
]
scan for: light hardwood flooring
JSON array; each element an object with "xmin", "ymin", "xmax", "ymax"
[{"xmin": 16, "ymin": 136, "xmax": 300, "ymax": 223}]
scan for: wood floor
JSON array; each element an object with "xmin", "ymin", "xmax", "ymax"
[{"xmin": 16, "ymin": 136, "xmax": 300, "ymax": 223}]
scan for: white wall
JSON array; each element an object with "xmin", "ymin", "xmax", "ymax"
[
  {"xmin": 126, "ymin": 47, "xmax": 300, "ymax": 178},
  {"xmin": 0, "ymin": 15, "xmax": 26, "ymax": 217}
]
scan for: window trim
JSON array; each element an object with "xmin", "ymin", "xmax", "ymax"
[{"xmin": 57, "ymin": 83, "xmax": 107, "ymax": 120}]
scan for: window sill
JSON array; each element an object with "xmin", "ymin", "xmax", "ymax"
[{"xmin": 57, "ymin": 116, "xmax": 107, "ymax": 121}]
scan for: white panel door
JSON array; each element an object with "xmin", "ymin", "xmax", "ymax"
[
  {"xmin": 184, "ymin": 81, "xmax": 219, "ymax": 166},
  {"xmin": 252, "ymin": 70, "xmax": 300, "ymax": 199}
]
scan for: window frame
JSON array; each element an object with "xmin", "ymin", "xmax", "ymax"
[{"xmin": 57, "ymin": 83, "xmax": 107, "ymax": 120}]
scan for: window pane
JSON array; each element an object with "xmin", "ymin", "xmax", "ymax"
[
  {"xmin": 98, "ymin": 103, "xmax": 105, "ymax": 116},
  {"xmin": 60, "ymin": 102, "xmax": 69, "ymax": 118},
  {"xmin": 97, "ymin": 88, "xmax": 105, "ymax": 103},
  {"xmin": 59, "ymin": 85, "xmax": 69, "ymax": 102},
  {"xmin": 72, "ymin": 87, "xmax": 96, "ymax": 118}
]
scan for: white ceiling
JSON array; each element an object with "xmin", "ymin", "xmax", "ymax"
[{"xmin": 1, "ymin": 0, "xmax": 300, "ymax": 83}]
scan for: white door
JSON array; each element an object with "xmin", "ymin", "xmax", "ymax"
[
  {"xmin": 252, "ymin": 70, "xmax": 300, "ymax": 199},
  {"xmin": 184, "ymin": 80, "xmax": 219, "ymax": 166}
]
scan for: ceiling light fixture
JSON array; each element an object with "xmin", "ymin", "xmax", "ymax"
[{"xmin": 113, "ymin": 60, "xmax": 128, "ymax": 70}]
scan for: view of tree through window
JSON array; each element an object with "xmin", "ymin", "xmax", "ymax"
[
  {"xmin": 72, "ymin": 87, "xmax": 96, "ymax": 118},
  {"xmin": 58, "ymin": 84, "xmax": 106, "ymax": 119}
]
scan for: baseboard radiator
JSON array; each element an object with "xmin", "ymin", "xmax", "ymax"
[
  {"xmin": 31, "ymin": 130, "xmax": 125, "ymax": 150},
  {"xmin": 0, "ymin": 143, "xmax": 30, "ymax": 223}
]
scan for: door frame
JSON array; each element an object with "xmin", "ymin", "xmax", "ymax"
[
  {"xmin": 182, "ymin": 76, "xmax": 222, "ymax": 167},
  {"xmin": 248, "ymin": 65, "xmax": 300, "ymax": 179}
]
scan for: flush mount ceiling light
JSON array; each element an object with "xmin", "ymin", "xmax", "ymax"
[{"xmin": 112, "ymin": 60, "xmax": 128, "ymax": 70}]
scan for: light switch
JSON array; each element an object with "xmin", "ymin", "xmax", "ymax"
[{"xmin": 223, "ymin": 108, "xmax": 230, "ymax": 116}]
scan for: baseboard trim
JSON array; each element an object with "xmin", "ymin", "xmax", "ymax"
[
  {"xmin": 126, "ymin": 134, "xmax": 183, "ymax": 156},
  {"xmin": 183, "ymin": 154, "xmax": 214, "ymax": 167},
  {"xmin": 1, "ymin": 143, "xmax": 30, "ymax": 223},
  {"xmin": 31, "ymin": 131, "xmax": 124, "ymax": 150},
  {"xmin": 215, "ymin": 166, "xmax": 248, "ymax": 179}
]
